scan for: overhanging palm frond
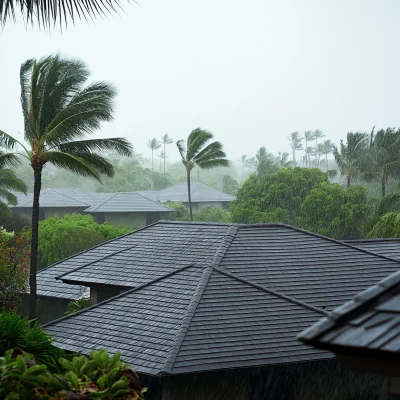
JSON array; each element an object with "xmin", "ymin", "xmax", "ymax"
[
  {"xmin": 0, "ymin": 152, "xmax": 22, "ymax": 168},
  {"xmin": 176, "ymin": 140, "xmax": 186, "ymax": 160},
  {"xmin": 58, "ymin": 138, "xmax": 133, "ymax": 157},
  {"xmin": 0, "ymin": 130, "xmax": 27, "ymax": 151},
  {"xmin": 0, "ymin": 169, "xmax": 27, "ymax": 195},
  {"xmin": 186, "ymin": 128, "xmax": 213, "ymax": 160},
  {"xmin": 0, "ymin": 199, "xmax": 11, "ymax": 216},
  {"xmin": 0, "ymin": 188, "xmax": 17, "ymax": 206},
  {"xmin": 193, "ymin": 141, "xmax": 225, "ymax": 164},
  {"xmin": 45, "ymin": 151, "xmax": 101, "ymax": 181},
  {"xmin": 0, "ymin": 0, "xmax": 124, "ymax": 28},
  {"xmin": 71, "ymin": 152, "xmax": 115, "ymax": 177},
  {"xmin": 197, "ymin": 158, "xmax": 230, "ymax": 170}
]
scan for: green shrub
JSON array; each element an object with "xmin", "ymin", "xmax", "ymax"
[
  {"xmin": 65, "ymin": 298, "xmax": 91, "ymax": 315},
  {"xmin": 194, "ymin": 206, "xmax": 231, "ymax": 223},
  {"xmin": 0, "ymin": 312, "xmax": 65, "ymax": 372},
  {"xmin": 0, "ymin": 348, "xmax": 145, "ymax": 399}
]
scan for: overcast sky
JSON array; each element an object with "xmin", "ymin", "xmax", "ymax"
[{"xmin": 1, "ymin": 0, "xmax": 399, "ymax": 162}]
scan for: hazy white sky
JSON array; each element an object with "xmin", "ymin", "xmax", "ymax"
[{"xmin": 1, "ymin": 0, "xmax": 399, "ymax": 162}]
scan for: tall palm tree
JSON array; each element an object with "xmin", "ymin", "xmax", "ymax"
[
  {"xmin": 276, "ymin": 152, "xmax": 292, "ymax": 168},
  {"xmin": 161, "ymin": 134, "xmax": 174, "ymax": 173},
  {"xmin": 0, "ymin": 0, "xmax": 124, "ymax": 27},
  {"xmin": 288, "ymin": 132, "xmax": 303, "ymax": 167},
  {"xmin": 255, "ymin": 147, "xmax": 279, "ymax": 177},
  {"xmin": 364, "ymin": 128, "xmax": 400, "ymax": 198},
  {"xmin": 0, "ymin": 167, "xmax": 27, "ymax": 215},
  {"xmin": 332, "ymin": 132, "xmax": 367, "ymax": 188},
  {"xmin": 177, "ymin": 128, "xmax": 229, "ymax": 221},
  {"xmin": 322, "ymin": 140, "xmax": 335, "ymax": 172},
  {"xmin": 304, "ymin": 131, "xmax": 315, "ymax": 167},
  {"xmin": 313, "ymin": 129, "xmax": 325, "ymax": 166},
  {"xmin": 0, "ymin": 54, "xmax": 133, "ymax": 320},
  {"xmin": 305, "ymin": 146, "xmax": 314, "ymax": 169},
  {"xmin": 147, "ymin": 138, "xmax": 161, "ymax": 188}
]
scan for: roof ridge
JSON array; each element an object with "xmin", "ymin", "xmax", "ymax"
[
  {"xmin": 214, "ymin": 266, "xmax": 328, "ymax": 316},
  {"xmin": 344, "ymin": 238, "xmax": 400, "ymax": 243},
  {"xmin": 44, "ymin": 263, "xmax": 195, "ymax": 329},
  {"xmin": 258, "ymin": 223, "xmax": 400, "ymax": 265},
  {"xmin": 51, "ymin": 189, "xmax": 92, "ymax": 207},
  {"xmin": 134, "ymin": 192, "xmax": 173, "ymax": 210},
  {"xmin": 162, "ymin": 266, "xmax": 213, "ymax": 375},
  {"xmin": 40, "ymin": 221, "xmax": 161, "ymax": 276},
  {"xmin": 161, "ymin": 225, "xmax": 238, "ymax": 374},
  {"xmin": 87, "ymin": 192, "xmax": 117, "ymax": 212}
]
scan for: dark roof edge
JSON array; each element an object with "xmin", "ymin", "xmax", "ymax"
[
  {"xmin": 343, "ymin": 238, "xmax": 400, "ymax": 243},
  {"xmin": 161, "ymin": 266, "xmax": 214, "ymax": 375},
  {"xmin": 44, "ymin": 263, "xmax": 195, "ymax": 329},
  {"xmin": 40, "ymin": 221, "xmax": 160, "ymax": 277},
  {"xmin": 214, "ymin": 266, "xmax": 328, "ymax": 316},
  {"xmin": 161, "ymin": 225, "xmax": 238, "ymax": 374}
]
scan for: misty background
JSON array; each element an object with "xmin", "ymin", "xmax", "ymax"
[{"xmin": 0, "ymin": 0, "xmax": 399, "ymax": 163}]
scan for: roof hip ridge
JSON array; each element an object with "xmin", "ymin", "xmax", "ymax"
[
  {"xmin": 214, "ymin": 266, "xmax": 328, "ymax": 316},
  {"xmin": 86, "ymin": 192, "xmax": 117, "ymax": 212},
  {"xmin": 161, "ymin": 225, "xmax": 238, "ymax": 374},
  {"xmin": 51, "ymin": 189, "xmax": 92, "ymax": 207}
]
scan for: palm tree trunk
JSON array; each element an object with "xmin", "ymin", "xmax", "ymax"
[
  {"xmin": 292, "ymin": 148, "xmax": 296, "ymax": 167},
  {"xmin": 346, "ymin": 174, "xmax": 351, "ymax": 189},
  {"xmin": 151, "ymin": 150, "xmax": 154, "ymax": 189},
  {"xmin": 187, "ymin": 169, "xmax": 193, "ymax": 221},
  {"xmin": 164, "ymin": 142, "xmax": 166, "ymax": 174},
  {"xmin": 382, "ymin": 175, "xmax": 386, "ymax": 198},
  {"xmin": 326, "ymin": 154, "xmax": 328, "ymax": 172},
  {"xmin": 29, "ymin": 166, "xmax": 42, "ymax": 320}
]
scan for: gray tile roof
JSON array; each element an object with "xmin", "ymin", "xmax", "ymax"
[
  {"xmin": 344, "ymin": 239, "xmax": 400, "ymax": 262},
  {"xmin": 84, "ymin": 192, "xmax": 172, "ymax": 213},
  {"xmin": 298, "ymin": 269, "xmax": 400, "ymax": 358},
  {"xmin": 57, "ymin": 222, "xmax": 400, "ymax": 312},
  {"xmin": 13, "ymin": 189, "xmax": 89, "ymax": 208},
  {"xmin": 45, "ymin": 263, "xmax": 329, "ymax": 375},
  {"xmin": 138, "ymin": 182, "xmax": 235, "ymax": 203}
]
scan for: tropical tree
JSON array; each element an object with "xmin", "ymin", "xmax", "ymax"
[
  {"xmin": 276, "ymin": 152, "xmax": 292, "ymax": 168},
  {"xmin": 322, "ymin": 140, "xmax": 335, "ymax": 172},
  {"xmin": 288, "ymin": 132, "xmax": 303, "ymax": 167},
  {"xmin": 363, "ymin": 128, "xmax": 400, "ymax": 198},
  {"xmin": 222, "ymin": 175, "xmax": 239, "ymax": 195},
  {"xmin": 0, "ymin": 54, "xmax": 133, "ymax": 320},
  {"xmin": 147, "ymin": 138, "xmax": 161, "ymax": 187},
  {"xmin": 0, "ymin": 168, "xmax": 27, "ymax": 215},
  {"xmin": 304, "ymin": 131, "xmax": 315, "ymax": 167},
  {"xmin": 0, "ymin": 0, "xmax": 124, "ymax": 27},
  {"xmin": 161, "ymin": 134, "xmax": 174, "ymax": 173},
  {"xmin": 255, "ymin": 147, "xmax": 279, "ymax": 177},
  {"xmin": 305, "ymin": 146, "xmax": 314, "ymax": 168},
  {"xmin": 332, "ymin": 132, "xmax": 367, "ymax": 188},
  {"xmin": 313, "ymin": 129, "xmax": 325, "ymax": 165},
  {"xmin": 176, "ymin": 128, "xmax": 229, "ymax": 221},
  {"xmin": 316, "ymin": 143, "xmax": 324, "ymax": 168}
]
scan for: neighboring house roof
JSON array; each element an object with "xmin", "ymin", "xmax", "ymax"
[
  {"xmin": 344, "ymin": 239, "xmax": 400, "ymax": 262},
  {"xmin": 84, "ymin": 192, "xmax": 173, "ymax": 213},
  {"xmin": 13, "ymin": 189, "xmax": 90, "ymax": 208},
  {"xmin": 298, "ymin": 269, "xmax": 400, "ymax": 360},
  {"xmin": 41, "ymin": 221, "xmax": 400, "ymax": 375},
  {"xmin": 55, "ymin": 222, "xmax": 400, "ymax": 311},
  {"xmin": 138, "ymin": 182, "xmax": 235, "ymax": 203}
]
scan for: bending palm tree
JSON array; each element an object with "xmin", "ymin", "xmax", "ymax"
[
  {"xmin": 304, "ymin": 131, "xmax": 315, "ymax": 168},
  {"xmin": 0, "ymin": 167, "xmax": 27, "ymax": 215},
  {"xmin": 0, "ymin": 0, "xmax": 124, "ymax": 27},
  {"xmin": 161, "ymin": 134, "xmax": 174, "ymax": 173},
  {"xmin": 322, "ymin": 140, "xmax": 334, "ymax": 172},
  {"xmin": 177, "ymin": 128, "xmax": 229, "ymax": 221},
  {"xmin": 288, "ymin": 132, "xmax": 303, "ymax": 167},
  {"xmin": 147, "ymin": 138, "xmax": 161, "ymax": 188},
  {"xmin": 313, "ymin": 129, "xmax": 325, "ymax": 166},
  {"xmin": 0, "ymin": 54, "xmax": 133, "ymax": 320}
]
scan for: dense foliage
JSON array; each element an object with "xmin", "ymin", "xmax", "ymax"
[
  {"xmin": 38, "ymin": 214, "xmax": 129, "ymax": 270},
  {"xmin": 65, "ymin": 298, "xmax": 92, "ymax": 315},
  {"xmin": 0, "ymin": 229, "xmax": 30, "ymax": 312},
  {"xmin": 0, "ymin": 313, "xmax": 65, "ymax": 372},
  {"xmin": 193, "ymin": 206, "xmax": 231, "ymax": 223},
  {"xmin": 230, "ymin": 168, "xmax": 328, "ymax": 225},
  {"xmin": 0, "ymin": 348, "xmax": 144, "ymax": 399}
]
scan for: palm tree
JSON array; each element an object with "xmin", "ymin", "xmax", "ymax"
[
  {"xmin": 177, "ymin": 128, "xmax": 229, "ymax": 221},
  {"xmin": 0, "ymin": 167, "xmax": 27, "ymax": 215},
  {"xmin": 161, "ymin": 134, "xmax": 174, "ymax": 173},
  {"xmin": 255, "ymin": 147, "xmax": 279, "ymax": 177},
  {"xmin": 332, "ymin": 132, "xmax": 367, "ymax": 188},
  {"xmin": 322, "ymin": 140, "xmax": 335, "ymax": 172},
  {"xmin": 304, "ymin": 131, "xmax": 315, "ymax": 167},
  {"xmin": 147, "ymin": 138, "xmax": 161, "ymax": 188},
  {"xmin": 0, "ymin": 54, "xmax": 133, "ymax": 320},
  {"xmin": 0, "ymin": 0, "xmax": 124, "ymax": 27},
  {"xmin": 305, "ymin": 146, "xmax": 314, "ymax": 169},
  {"xmin": 288, "ymin": 132, "xmax": 303, "ymax": 167},
  {"xmin": 313, "ymin": 129, "xmax": 325, "ymax": 166},
  {"xmin": 276, "ymin": 152, "xmax": 292, "ymax": 168},
  {"xmin": 364, "ymin": 128, "xmax": 400, "ymax": 198}
]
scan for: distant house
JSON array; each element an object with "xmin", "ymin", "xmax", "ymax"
[
  {"xmin": 138, "ymin": 182, "xmax": 235, "ymax": 212},
  {"xmin": 299, "ymin": 268, "xmax": 400, "ymax": 395},
  {"xmin": 11, "ymin": 188, "xmax": 172, "ymax": 229},
  {"xmin": 39, "ymin": 221, "xmax": 400, "ymax": 399}
]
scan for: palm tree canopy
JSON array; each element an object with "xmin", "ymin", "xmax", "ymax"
[
  {"xmin": 0, "ymin": 0, "xmax": 124, "ymax": 28},
  {"xmin": 161, "ymin": 134, "xmax": 174, "ymax": 145},
  {"xmin": 177, "ymin": 128, "xmax": 229, "ymax": 172},
  {"xmin": 0, "ymin": 54, "xmax": 133, "ymax": 181},
  {"xmin": 147, "ymin": 138, "xmax": 161, "ymax": 151},
  {"xmin": 313, "ymin": 129, "xmax": 325, "ymax": 141},
  {"xmin": 288, "ymin": 132, "xmax": 303, "ymax": 151},
  {"xmin": 322, "ymin": 140, "xmax": 334, "ymax": 155},
  {"xmin": 304, "ymin": 130, "xmax": 315, "ymax": 142}
]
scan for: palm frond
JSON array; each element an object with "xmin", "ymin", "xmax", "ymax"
[
  {"xmin": 20, "ymin": 59, "xmax": 35, "ymax": 141},
  {"xmin": 0, "ymin": 188, "xmax": 17, "ymax": 206},
  {"xmin": 186, "ymin": 128, "xmax": 213, "ymax": 160},
  {"xmin": 0, "ymin": 131, "xmax": 26, "ymax": 151},
  {"xmin": 161, "ymin": 134, "xmax": 174, "ymax": 145},
  {"xmin": 0, "ymin": 169, "xmax": 27, "ymax": 195},
  {"xmin": 197, "ymin": 158, "xmax": 230, "ymax": 170},
  {"xmin": 0, "ymin": 199, "xmax": 11, "ymax": 216},
  {"xmin": 0, "ymin": 0, "xmax": 124, "ymax": 28},
  {"xmin": 58, "ymin": 138, "xmax": 133, "ymax": 157},
  {"xmin": 176, "ymin": 140, "xmax": 186, "ymax": 160},
  {"xmin": 0, "ymin": 152, "xmax": 22, "ymax": 168},
  {"xmin": 147, "ymin": 138, "xmax": 161, "ymax": 151},
  {"xmin": 70, "ymin": 152, "xmax": 115, "ymax": 177},
  {"xmin": 44, "ymin": 81, "xmax": 116, "ymax": 146},
  {"xmin": 45, "ymin": 151, "xmax": 101, "ymax": 181},
  {"xmin": 194, "ymin": 143, "xmax": 227, "ymax": 166}
]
